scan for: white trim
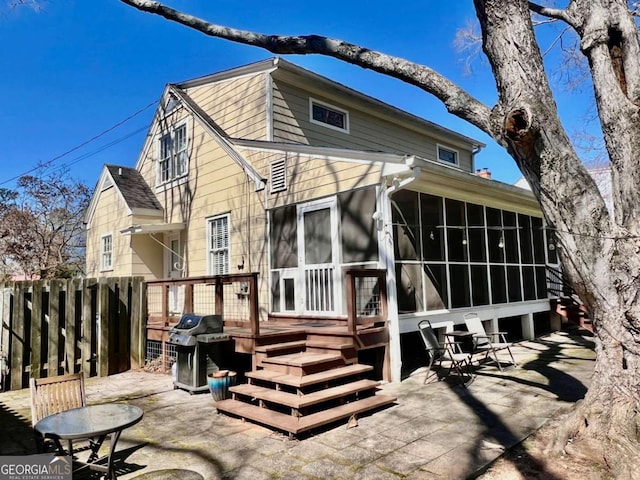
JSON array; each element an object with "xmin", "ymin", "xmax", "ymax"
[
  {"xmin": 165, "ymin": 233, "xmax": 183, "ymax": 279},
  {"xmin": 206, "ymin": 213, "xmax": 231, "ymax": 276},
  {"xmin": 266, "ymin": 73, "xmax": 274, "ymax": 141},
  {"xmin": 297, "ymin": 197, "xmax": 342, "ymax": 315},
  {"xmin": 309, "ymin": 97, "xmax": 350, "ymax": 134},
  {"xmin": 100, "ymin": 233, "xmax": 114, "ymax": 272},
  {"xmin": 120, "ymin": 223, "xmax": 185, "ymax": 236},
  {"xmin": 436, "ymin": 144, "xmax": 459, "ymax": 166}
]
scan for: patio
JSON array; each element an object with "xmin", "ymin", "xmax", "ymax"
[{"xmin": 0, "ymin": 329, "xmax": 595, "ymax": 479}]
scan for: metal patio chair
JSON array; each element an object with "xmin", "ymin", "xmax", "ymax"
[
  {"xmin": 463, "ymin": 313, "xmax": 517, "ymax": 371},
  {"xmin": 418, "ymin": 320, "xmax": 474, "ymax": 386}
]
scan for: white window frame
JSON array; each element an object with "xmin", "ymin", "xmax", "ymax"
[
  {"xmin": 100, "ymin": 233, "xmax": 113, "ymax": 272},
  {"xmin": 436, "ymin": 144, "xmax": 459, "ymax": 166},
  {"xmin": 207, "ymin": 214, "xmax": 231, "ymax": 275},
  {"xmin": 309, "ymin": 98, "xmax": 350, "ymax": 133},
  {"xmin": 156, "ymin": 120, "xmax": 189, "ymax": 186}
]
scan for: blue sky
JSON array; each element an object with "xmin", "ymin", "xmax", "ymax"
[{"xmin": 0, "ymin": 1, "xmax": 594, "ymax": 190}]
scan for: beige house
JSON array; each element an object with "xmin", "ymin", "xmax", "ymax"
[{"xmin": 85, "ymin": 58, "xmax": 557, "ymax": 382}]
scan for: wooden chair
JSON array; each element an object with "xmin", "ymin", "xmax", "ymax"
[{"xmin": 30, "ymin": 372, "xmax": 86, "ymax": 452}]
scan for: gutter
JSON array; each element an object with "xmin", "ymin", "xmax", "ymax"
[{"xmin": 379, "ymin": 160, "xmax": 420, "ymax": 383}]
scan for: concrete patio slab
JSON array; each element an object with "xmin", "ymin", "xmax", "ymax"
[{"xmin": 0, "ymin": 329, "xmax": 595, "ymax": 479}]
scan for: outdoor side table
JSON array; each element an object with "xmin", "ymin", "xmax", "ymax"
[{"xmin": 34, "ymin": 403, "xmax": 143, "ymax": 480}]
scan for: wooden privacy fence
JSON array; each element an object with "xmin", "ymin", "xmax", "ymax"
[{"xmin": 0, "ymin": 277, "xmax": 146, "ymax": 392}]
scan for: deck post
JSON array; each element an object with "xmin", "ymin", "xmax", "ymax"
[
  {"xmin": 345, "ymin": 270, "xmax": 356, "ymax": 335},
  {"xmin": 249, "ymin": 273, "xmax": 259, "ymax": 337}
]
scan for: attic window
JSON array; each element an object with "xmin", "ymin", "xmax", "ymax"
[
  {"xmin": 437, "ymin": 145, "xmax": 459, "ymax": 165},
  {"xmin": 270, "ymin": 159, "xmax": 287, "ymax": 193},
  {"xmin": 310, "ymin": 98, "xmax": 349, "ymax": 133}
]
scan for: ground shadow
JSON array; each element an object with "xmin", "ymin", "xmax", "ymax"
[
  {"xmin": 0, "ymin": 401, "xmax": 38, "ymax": 455},
  {"xmin": 422, "ymin": 331, "xmax": 593, "ymax": 479}
]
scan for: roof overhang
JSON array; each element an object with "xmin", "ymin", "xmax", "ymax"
[{"xmin": 120, "ymin": 223, "xmax": 186, "ymax": 236}]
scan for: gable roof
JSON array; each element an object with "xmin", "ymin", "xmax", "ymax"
[
  {"xmin": 85, "ymin": 164, "xmax": 163, "ymax": 225},
  {"xmin": 105, "ymin": 165, "xmax": 163, "ymax": 212}
]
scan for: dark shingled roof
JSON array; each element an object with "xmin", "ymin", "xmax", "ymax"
[{"xmin": 106, "ymin": 165, "xmax": 163, "ymax": 212}]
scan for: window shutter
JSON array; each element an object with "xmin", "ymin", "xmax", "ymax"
[{"xmin": 270, "ymin": 159, "xmax": 287, "ymax": 193}]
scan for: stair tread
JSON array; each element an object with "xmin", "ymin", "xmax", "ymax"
[
  {"xmin": 230, "ymin": 379, "xmax": 380, "ymax": 408},
  {"xmin": 246, "ymin": 363, "xmax": 373, "ymax": 388},
  {"xmin": 261, "ymin": 352, "xmax": 343, "ymax": 367},
  {"xmin": 215, "ymin": 394, "xmax": 396, "ymax": 434},
  {"xmin": 255, "ymin": 340, "xmax": 306, "ymax": 353},
  {"xmin": 305, "ymin": 340, "xmax": 353, "ymax": 350}
]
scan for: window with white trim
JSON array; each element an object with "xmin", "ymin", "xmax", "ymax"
[
  {"xmin": 437, "ymin": 145, "xmax": 459, "ymax": 165},
  {"xmin": 270, "ymin": 158, "xmax": 287, "ymax": 193},
  {"xmin": 101, "ymin": 234, "xmax": 113, "ymax": 271},
  {"xmin": 157, "ymin": 123, "xmax": 188, "ymax": 184},
  {"xmin": 207, "ymin": 214, "xmax": 230, "ymax": 275},
  {"xmin": 310, "ymin": 98, "xmax": 349, "ymax": 133}
]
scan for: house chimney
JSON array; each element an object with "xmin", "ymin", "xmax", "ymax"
[
  {"xmin": 476, "ymin": 167, "xmax": 491, "ymax": 179},
  {"xmin": 118, "ymin": 168, "xmax": 122, "ymax": 176}
]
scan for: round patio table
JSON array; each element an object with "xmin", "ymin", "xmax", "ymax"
[{"xmin": 34, "ymin": 403, "xmax": 143, "ymax": 480}]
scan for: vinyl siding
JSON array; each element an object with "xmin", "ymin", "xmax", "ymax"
[
  {"xmin": 271, "ymin": 79, "xmax": 474, "ymax": 172},
  {"xmin": 85, "ymin": 186, "xmax": 134, "ymax": 277},
  {"xmin": 239, "ymin": 148, "xmax": 383, "ymax": 210},
  {"xmin": 185, "ymin": 73, "xmax": 268, "ymax": 140}
]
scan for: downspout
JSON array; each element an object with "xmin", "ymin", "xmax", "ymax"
[{"xmin": 380, "ymin": 162, "xmax": 420, "ymax": 383}]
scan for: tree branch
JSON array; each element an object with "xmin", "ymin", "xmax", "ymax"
[
  {"xmin": 119, "ymin": 0, "xmax": 493, "ymax": 133},
  {"xmin": 528, "ymin": 1, "xmax": 576, "ymax": 26}
]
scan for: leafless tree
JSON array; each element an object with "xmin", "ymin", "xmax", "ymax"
[
  {"xmin": 119, "ymin": 1, "xmax": 640, "ymax": 476},
  {"xmin": 0, "ymin": 168, "xmax": 89, "ymax": 279}
]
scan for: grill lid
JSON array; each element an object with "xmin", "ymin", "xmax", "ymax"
[{"xmin": 170, "ymin": 314, "xmax": 223, "ymax": 336}]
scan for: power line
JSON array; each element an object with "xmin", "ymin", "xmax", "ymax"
[{"xmin": 0, "ymin": 99, "xmax": 158, "ymax": 186}]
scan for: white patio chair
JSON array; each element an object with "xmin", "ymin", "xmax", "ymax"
[
  {"xmin": 463, "ymin": 313, "xmax": 517, "ymax": 371},
  {"xmin": 418, "ymin": 320, "xmax": 474, "ymax": 386}
]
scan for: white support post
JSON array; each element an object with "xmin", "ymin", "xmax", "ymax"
[
  {"xmin": 488, "ymin": 317, "xmax": 499, "ymax": 334},
  {"xmin": 521, "ymin": 313, "xmax": 535, "ymax": 340}
]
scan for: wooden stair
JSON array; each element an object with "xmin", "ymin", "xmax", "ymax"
[{"xmin": 215, "ymin": 344, "xmax": 396, "ymax": 437}]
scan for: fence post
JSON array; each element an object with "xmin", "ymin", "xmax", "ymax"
[
  {"xmin": 48, "ymin": 280, "xmax": 61, "ymax": 377},
  {"xmin": 64, "ymin": 279, "xmax": 78, "ymax": 374},
  {"xmin": 98, "ymin": 279, "xmax": 110, "ymax": 377},
  {"xmin": 30, "ymin": 281, "xmax": 43, "ymax": 379},
  {"xmin": 81, "ymin": 278, "xmax": 96, "ymax": 378},
  {"xmin": 10, "ymin": 283, "xmax": 25, "ymax": 391},
  {"xmin": 130, "ymin": 277, "xmax": 145, "ymax": 370}
]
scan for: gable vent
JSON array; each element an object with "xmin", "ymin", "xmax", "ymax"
[{"xmin": 270, "ymin": 158, "xmax": 287, "ymax": 193}]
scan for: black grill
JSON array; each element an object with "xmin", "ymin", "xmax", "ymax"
[{"xmin": 168, "ymin": 314, "xmax": 230, "ymax": 393}]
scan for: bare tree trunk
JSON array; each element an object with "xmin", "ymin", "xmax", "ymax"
[
  {"xmin": 119, "ymin": 0, "xmax": 640, "ymax": 475},
  {"xmin": 474, "ymin": 1, "xmax": 640, "ymax": 477}
]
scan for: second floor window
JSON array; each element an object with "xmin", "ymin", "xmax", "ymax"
[
  {"xmin": 101, "ymin": 234, "xmax": 113, "ymax": 271},
  {"xmin": 437, "ymin": 145, "xmax": 459, "ymax": 165},
  {"xmin": 310, "ymin": 98, "xmax": 349, "ymax": 133},
  {"xmin": 158, "ymin": 123, "xmax": 188, "ymax": 184}
]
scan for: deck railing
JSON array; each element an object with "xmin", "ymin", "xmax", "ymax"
[{"xmin": 345, "ymin": 269, "xmax": 388, "ymax": 335}]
